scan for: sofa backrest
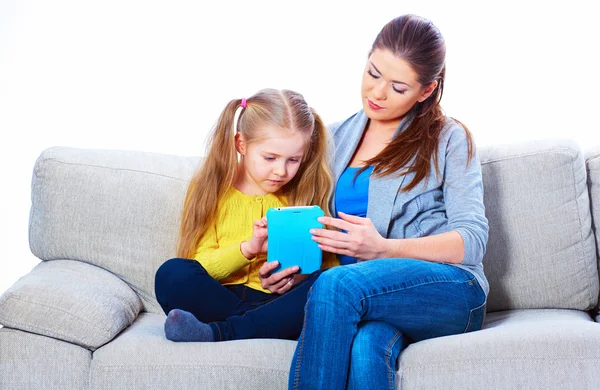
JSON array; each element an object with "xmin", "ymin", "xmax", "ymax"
[
  {"xmin": 29, "ymin": 147, "xmax": 199, "ymax": 313},
  {"xmin": 585, "ymin": 147, "xmax": 600, "ymax": 317},
  {"xmin": 479, "ymin": 139, "xmax": 598, "ymax": 312},
  {"xmin": 28, "ymin": 140, "xmax": 600, "ymax": 314}
]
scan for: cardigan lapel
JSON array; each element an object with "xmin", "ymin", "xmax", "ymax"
[
  {"xmin": 366, "ymin": 113, "xmax": 415, "ymax": 237},
  {"xmin": 331, "ymin": 112, "xmax": 369, "ymax": 215}
]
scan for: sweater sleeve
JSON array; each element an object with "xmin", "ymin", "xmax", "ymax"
[
  {"xmin": 443, "ymin": 125, "xmax": 489, "ymax": 266},
  {"xmin": 192, "ymin": 223, "xmax": 254, "ymax": 281}
]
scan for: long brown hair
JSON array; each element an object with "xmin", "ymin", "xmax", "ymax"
[
  {"xmin": 177, "ymin": 89, "xmax": 333, "ymax": 259},
  {"xmin": 365, "ymin": 14, "xmax": 474, "ymax": 192}
]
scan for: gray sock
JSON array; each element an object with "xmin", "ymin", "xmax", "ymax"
[{"xmin": 164, "ymin": 309, "xmax": 215, "ymax": 342}]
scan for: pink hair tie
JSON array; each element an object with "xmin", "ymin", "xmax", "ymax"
[{"xmin": 241, "ymin": 98, "xmax": 247, "ymax": 108}]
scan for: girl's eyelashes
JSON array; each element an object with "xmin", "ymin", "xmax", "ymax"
[{"xmin": 263, "ymin": 156, "xmax": 301, "ymax": 163}]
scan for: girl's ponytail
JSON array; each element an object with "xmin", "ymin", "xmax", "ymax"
[{"xmin": 177, "ymin": 99, "xmax": 244, "ymax": 258}]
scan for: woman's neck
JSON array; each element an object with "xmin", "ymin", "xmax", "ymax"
[{"xmin": 366, "ymin": 116, "xmax": 403, "ymax": 134}]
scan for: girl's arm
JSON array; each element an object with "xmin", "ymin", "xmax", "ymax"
[{"xmin": 193, "ymin": 224, "xmax": 254, "ymax": 281}]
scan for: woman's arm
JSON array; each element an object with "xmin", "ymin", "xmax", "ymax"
[
  {"xmin": 312, "ymin": 212, "xmax": 463, "ymax": 264},
  {"xmin": 440, "ymin": 125, "xmax": 488, "ymax": 266},
  {"xmin": 382, "ymin": 230, "xmax": 464, "ymax": 264}
]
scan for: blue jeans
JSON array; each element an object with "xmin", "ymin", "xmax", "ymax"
[
  {"xmin": 155, "ymin": 258, "xmax": 322, "ymax": 341},
  {"xmin": 288, "ymin": 258, "xmax": 486, "ymax": 390}
]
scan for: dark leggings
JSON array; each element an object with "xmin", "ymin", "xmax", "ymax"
[{"xmin": 154, "ymin": 258, "xmax": 323, "ymax": 341}]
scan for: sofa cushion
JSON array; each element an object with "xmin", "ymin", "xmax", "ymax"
[
  {"xmin": 479, "ymin": 139, "xmax": 598, "ymax": 312},
  {"xmin": 29, "ymin": 146, "xmax": 199, "ymax": 313},
  {"xmin": 90, "ymin": 313, "xmax": 294, "ymax": 390},
  {"xmin": 399, "ymin": 309, "xmax": 600, "ymax": 390},
  {"xmin": 0, "ymin": 260, "xmax": 142, "ymax": 349},
  {"xmin": 585, "ymin": 146, "xmax": 600, "ymax": 319},
  {"xmin": 0, "ymin": 327, "xmax": 91, "ymax": 389}
]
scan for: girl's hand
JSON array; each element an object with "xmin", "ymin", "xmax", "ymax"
[
  {"xmin": 241, "ymin": 217, "xmax": 268, "ymax": 259},
  {"xmin": 311, "ymin": 212, "xmax": 389, "ymax": 261},
  {"xmin": 258, "ymin": 260, "xmax": 300, "ymax": 294}
]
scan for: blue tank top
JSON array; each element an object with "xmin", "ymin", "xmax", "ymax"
[{"xmin": 334, "ymin": 166, "xmax": 374, "ymax": 265}]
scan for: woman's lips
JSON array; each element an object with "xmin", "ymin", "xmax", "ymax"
[{"xmin": 368, "ymin": 99, "xmax": 383, "ymax": 110}]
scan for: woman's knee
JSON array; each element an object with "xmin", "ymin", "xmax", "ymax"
[
  {"xmin": 310, "ymin": 266, "xmax": 355, "ymax": 301},
  {"xmin": 305, "ymin": 266, "xmax": 367, "ymax": 316}
]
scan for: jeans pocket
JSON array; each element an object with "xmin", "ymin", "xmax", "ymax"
[{"xmin": 463, "ymin": 301, "xmax": 486, "ymax": 333}]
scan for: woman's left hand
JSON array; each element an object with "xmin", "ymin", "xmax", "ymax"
[{"xmin": 311, "ymin": 212, "xmax": 389, "ymax": 261}]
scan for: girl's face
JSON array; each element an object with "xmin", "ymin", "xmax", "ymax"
[
  {"xmin": 361, "ymin": 48, "xmax": 437, "ymax": 129},
  {"xmin": 235, "ymin": 128, "xmax": 307, "ymax": 196}
]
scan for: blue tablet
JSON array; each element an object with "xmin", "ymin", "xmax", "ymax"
[{"xmin": 266, "ymin": 206, "xmax": 324, "ymax": 274}]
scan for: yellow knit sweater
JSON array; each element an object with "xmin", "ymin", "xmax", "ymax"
[{"xmin": 193, "ymin": 187, "xmax": 338, "ymax": 293}]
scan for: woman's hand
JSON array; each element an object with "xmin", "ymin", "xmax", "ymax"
[
  {"xmin": 312, "ymin": 212, "xmax": 389, "ymax": 261},
  {"xmin": 258, "ymin": 261, "xmax": 300, "ymax": 294},
  {"xmin": 240, "ymin": 217, "xmax": 269, "ymax": 259}
]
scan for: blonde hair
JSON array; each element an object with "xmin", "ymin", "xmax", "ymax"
[{"xmin": 177, "ymin": 88, "xmax": 333, "ymax": 259}]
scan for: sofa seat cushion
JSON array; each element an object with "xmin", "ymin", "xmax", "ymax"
[
  {"xmin": 0, "ymin": 327, "xmax": 91, "ymax": 389},
  {"xmin": 90, "ymin": 313, "xmax": 295, "ymax": 390},
  {"xmin": 399, "ymin": 309, "xmax": 600, "ymax": 390},
  {"xmin": 0, "ymin": 260, "xmax": 142, "ymax": 349}
]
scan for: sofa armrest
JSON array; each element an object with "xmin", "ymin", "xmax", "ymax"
[{"xmin": 0, "ymin": 259, "xmax": 142, "ymax": 349}]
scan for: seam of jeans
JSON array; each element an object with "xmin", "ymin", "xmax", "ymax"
[
  {"xmin": 361, "ymin": 276, "xmax": 475, "ymax": 302},
  {"xmin": 214, "ymin": 323, "xmax": 223, "ymax": 341},
  {"xmin": 386, "ymin": 329, "xmax": 403, "ymax": 390},
  {"xmin": 463, "ymin": 301, "xmax": 486, "ymax": 333}
]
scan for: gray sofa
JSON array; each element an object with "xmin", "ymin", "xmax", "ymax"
[{"xmin": 1, "ymin": 139, "xmax": 600, "ymax": 390}]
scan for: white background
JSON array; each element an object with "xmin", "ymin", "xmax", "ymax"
[{"xmin": 1, "ymin": 0, "xmax": 598, "ymax": 296}]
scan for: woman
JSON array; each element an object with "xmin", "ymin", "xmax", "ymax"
[{"xmin": 260, "ymin": 14, "xmax": 489, "ymax": 390}]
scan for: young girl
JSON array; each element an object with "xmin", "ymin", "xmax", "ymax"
[{"xmin": 154, "ymin": 88, "xmax": 337, "ymax": 343}]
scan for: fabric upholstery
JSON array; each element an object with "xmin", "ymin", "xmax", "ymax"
[
  {"xmin": 0, "ymin": 327, "xmax": 91, "ymax": 389},
  {"xmin": 585, "ymin": 146, "xmax": 600, "ymax": 319},
  {"xmin": 479, "ymin": 139, "xmax": 598, "ymax": 312},
  {"xmin": 90, "ymin": 313, "xmax": 295, "ymax": 390},
  {"xmin": 28, "ymin": 146, "xmax": 200, "ymax": 313},
  {"xmin": 399, "ymin": 309, "xmax": 600, "ymax": 390},
  {"xmin": 0, "ymin": 260, "xmax": 142, "ymax": 349}
]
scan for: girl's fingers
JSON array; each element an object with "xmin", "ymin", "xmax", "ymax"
[
  {"xmin": 275, "ymin": 278, "xmax": 294, "ymax": 294},
  {"xmin": 261, "ymin": 264, "xmax": 299, "ymax": 288},
  {"xmin": 272, "ymin": 277, "xmax": 293, "ymax": 292},
  {"xmin": 259, "ymin": 261, "xmax": 279, "ymax": 279}
]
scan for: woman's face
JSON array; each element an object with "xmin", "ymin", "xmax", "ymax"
[{"xmin": 361, "ymin": 48, "xmax": 436, "ymax": 129}]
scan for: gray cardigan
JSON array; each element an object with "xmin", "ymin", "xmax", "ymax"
[{"xmin": 330, "ymin": 110, "xmax": 490, "ymax": 295}]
